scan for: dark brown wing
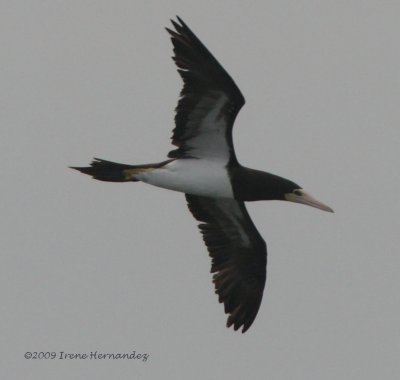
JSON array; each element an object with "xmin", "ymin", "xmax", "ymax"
[
  {"xmin": 166, "ymin": 17, "xmax": 245, "ymax": 163},
  {"xmin": 185, "ymin": 194, "xmax": 267, "ymax": 333}
]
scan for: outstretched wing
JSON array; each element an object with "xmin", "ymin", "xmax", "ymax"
[
  {"xmin": 166, "ymin": 17, "xmax": 245, "ymax": 163},
  {"xmin": 185, "ymin": 194, "xmax": 267, "ymax": 333}
]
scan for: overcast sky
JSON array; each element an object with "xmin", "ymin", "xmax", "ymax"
[{"xmin": 1, "ymin": 1, "xmax": 399, "ymax": 379}]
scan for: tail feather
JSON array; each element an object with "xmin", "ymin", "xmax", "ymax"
[
  {"xmin": 70, "ymin": 158, "xmax": 173, "ymax": 182},
  {"xmin": 70, "ymin": 158, "xmax": 137, "ymax": 182}
]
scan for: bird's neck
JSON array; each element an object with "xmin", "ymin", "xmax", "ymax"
[{"xmin": 229, "ymin": 166, "xmax": 294, "ymax": 201}]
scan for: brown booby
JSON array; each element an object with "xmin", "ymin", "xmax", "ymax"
[{"xmin": 72, "ymin": 17, "xmax": 333, "ymax": 333}]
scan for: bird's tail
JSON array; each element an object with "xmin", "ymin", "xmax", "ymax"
[{"xmin": 70, "ymin": 158, "xmax": 172, "ymax": 182}]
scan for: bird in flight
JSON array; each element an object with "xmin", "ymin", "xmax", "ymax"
[{"xmin": 72, "ymin": 17, "xmax": 333, "ymax": 333}]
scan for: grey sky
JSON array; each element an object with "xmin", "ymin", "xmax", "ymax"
[{"xmin": 1, "ymin": 1, "xmax": 399, "ymax": 379}]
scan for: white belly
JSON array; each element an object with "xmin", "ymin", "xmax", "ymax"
[{"xmin": 135, "ymin": 159, "xmax": 234, "ymax": 198}]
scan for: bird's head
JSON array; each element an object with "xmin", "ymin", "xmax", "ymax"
[
  {"xmin": 282, "ymin": 181, "xmax": 334, "ymax": 213},
  {"xmin": 234, "ymin": 169, "xmax": 333, "ymax": 213},
  {"xmin": 256, "ymin": 173, "xmax": 333, "ymax": 212}
]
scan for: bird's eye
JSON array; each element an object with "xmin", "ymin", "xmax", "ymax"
[{"xmin": 293, "ymin": 190, "xmax": 302, "ymax": 196}]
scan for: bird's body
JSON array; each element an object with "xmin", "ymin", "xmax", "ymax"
[
  {"xmin": 72, "ymin": 17, "xmax": 333, "ymax": 333},
  {"xmin": 133, "ymin": 158, "xmax": 234, "ymax": 199}
]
